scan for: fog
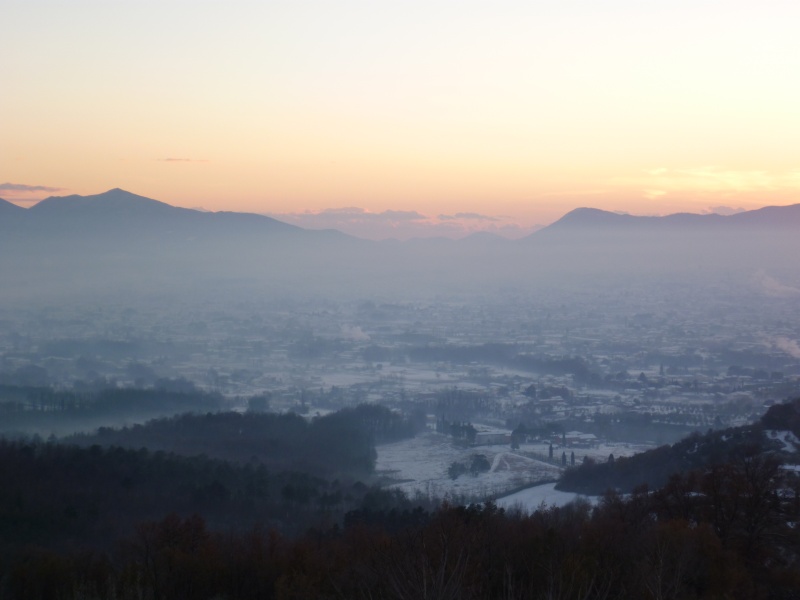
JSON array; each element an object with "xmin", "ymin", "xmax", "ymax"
[
  {"xmin": 2, "ymin": 190, "xmax": 799, "ymax": 446},
  {"xmin": 3, "ymin": 189, "xmax": 800, "ymax": 594}
]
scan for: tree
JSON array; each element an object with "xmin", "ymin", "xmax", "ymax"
[
  {"xmin": 465, "ymin": 423, "xmax": 477, "ymax": 445},
  {"xmin": 247, "ymin": 393, "xmax": 271, "ymax": 413},
  {"xmin": 470, "ymin": 454, "xmax": 491, "ymax": 476},
  {"xmin": 448, "ymin": 462, "xmax": 466, "ymax": 480}
]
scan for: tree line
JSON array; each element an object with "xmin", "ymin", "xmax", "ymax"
[
  {"xmin": 3, "ymin": 476, "xmax": 799, "ymax": 599},
  {"xmin": 558, "ymin": 398, "xmax": 800, "ymax": 495}
]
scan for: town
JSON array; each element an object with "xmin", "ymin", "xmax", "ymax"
[{"xmin": 3, "ymin": 273, "xmax": 798, "ymax": 502}]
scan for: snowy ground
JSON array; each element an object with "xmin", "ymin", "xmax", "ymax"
[
  {"xmin": 375, "ymin": 430, "xmax": 654, "ymax": 503},
  {"xmin": 377, "ymin": 431, "xmax": 561, "ymax": 501},
  {"xmin": 496, "ymin": 482, "xmax": 593, "ymax": 512},
  {"xmin": 766, "ymin": 430, "xmax": 799, "ymax": 454}
]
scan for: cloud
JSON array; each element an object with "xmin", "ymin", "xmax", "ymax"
[
  {"xmin": 316, "ymin": 207, "xmax": 367, "ymax": 215},
  {"xmin": 269, "ymin": 207, "xmax": 537, "ymax": 240},
  {"xmin": 341, "ymin": 325, "xmax": 370, "ymax": 342},
  {"xmin": 753, "ymin": 271, "xmax": 800, "ymax": 298},
  {"xmin": 701, "ymin": 205, "xmax": 746, "ymax": 216},
  {"xmin": 0, "ymin": 182, "xmax": 63, "ymax": 193},
  {"xmin": 377, "ymin": 210, "xmax": 427, "ymax": 221},
  {"xmin": 0, "ymin": 182, "xmax": 64, "ymax": 203},
  {"xmin": 438, "ymin": 212, "xmax": 499, "ymax": 221},
  {"xmin": 290, "ymin": 206, "xmax": 428, "ymax": 223},
  {"xmin": 774, "ymin": 337, "xmax": 800, "ymax": 360},
  {"xmin": 271, "ymin": 207, "xmax": 427, "ymax": 231}
]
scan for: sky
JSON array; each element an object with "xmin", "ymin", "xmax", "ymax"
[{"xmin": 3, "ymin": 1, "xmax": 800, "ymax": 239}]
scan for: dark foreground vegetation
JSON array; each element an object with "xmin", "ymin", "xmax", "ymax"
[
  {"xmin": 66, "ymin": 407, "xmax": 406, "ymax": 475},
  {"xmin": 1, "ymin": 397, "xmax": 799, "ymax": 598},
  {"xmin": 3, "ymin": 480, "xmax": 800, "ymax": 600},
  {"xmin": 0, "ymin": 437, "xmax": 405, "ymax": 554},
  {"xmin": 0, "ymin": 404, "xmax": 423, "ymax": 556}
]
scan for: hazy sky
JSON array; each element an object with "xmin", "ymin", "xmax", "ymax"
[{"xmin": 3, "ymin": 1, "xmax": 800, "ymax": 238}]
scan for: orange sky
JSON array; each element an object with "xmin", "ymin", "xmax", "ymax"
[{"xmin": 3, "ymin": 1, "xmax": 799, "ymax": 238}]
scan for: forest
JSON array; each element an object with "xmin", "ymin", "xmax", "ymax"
[
  {"xmin": 558, "ymin": 398, "xmax": 800, "ymax": 495},
  {"xmin": 0, "ymin": 384, "xmax": 224, "ymax": 436},
  {"xmin": 4, "ymin": 478, "xmax": 799, "ymax": 599},
  {"xmin": 1, "ymin": 393, "xmax": 799, "ymax": 598}
]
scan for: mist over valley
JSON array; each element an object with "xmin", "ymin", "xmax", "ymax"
[{"xmin": 2, "ymin": 189, "xmax": 800, "ymax": 597}]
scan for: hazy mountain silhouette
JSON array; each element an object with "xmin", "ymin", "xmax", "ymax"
[
  {"xmin": 1, "ymin": 189, "xmax": 798, "ymax": 303},
  {"xmin": 6, "ymin": 189, "xmax": 798, "ymax": 242},
  {"xmin": 531, "ymin": 203, "xmax": 800, "ymax": 237},
  {"xmin": 20, "ymin": 188, "xmax": 303, "ymax": 241},
  {"xmin": 0, "ymin": 197, "xmax": 25, "ymax": 216},
  {"xmin": 516, "ymin": 203, "xmax": 800, "ymax": 287},
  {"xmin": 0, "ymin": 189, "xmax": 379, "ymax": 302},
  {"xmin": 727, "ymin": 203, "xmax": 800, "ymax": 229}
]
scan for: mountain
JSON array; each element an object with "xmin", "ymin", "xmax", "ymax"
[
  {"xmin": 727, "ymin": 203, "xmax": 800, "ymax": 229},
  {"xmin": 0, "ymin": 197, "xmax": 25, "ymax": 216},
  {"xmin": 1, "ymin": 188, "xmax": 798, "ymax": 302},
  {"xmin": 29, "ymin": 188, "xmax": 190, "ymax": 218},
  {"xmin": 21, "ymin": 188, "xmax": 302, "ymax": 240},
  {"xmin": 0, "ymin": 189, "xmax": 373, "ymax": 301},
  {"xmin": 530, "ymin": 203, "xmax": 800, "ymax": 237},
  {"xmin": 515, "ymin": 202, "xmax": 800, "ymax": 282}
]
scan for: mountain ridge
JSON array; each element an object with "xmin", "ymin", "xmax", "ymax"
[
  {"xmin": 0, "ymin": 197, "xmax": 25, "ymax": 214},
  {"xmin": 529, "ymin": 203, "xmax": 800, "ymax": 239},
  {"xmin": 1, "ymin": 187, "xmax": 799, "ymax": 302},
  {"xmin": 5, "ymin": 188, "xmax": 800, "ymax": 241},
  {"xmin": 28, "ymin": 188, "xmax": 300, "ymax": 232}
]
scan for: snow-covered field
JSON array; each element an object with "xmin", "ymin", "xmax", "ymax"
[
  {"xmin": 376, "ymin": 430, "xmax": 654, "ymax": 503},
  {"xmin": 496, "ymin": 482, "xmax": 592, "ymax": 512},
  {"xmin": 376, "ymin": 431, "xmax": 562, "ymax": 500}
]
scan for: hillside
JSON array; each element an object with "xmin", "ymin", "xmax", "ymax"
[
  {"xmin": 558, "ymin": 397, "xmax": 800, "ymax": 495},
  {"xmin": 65, "ymin": 406, "xmax": 418, "ymax": 476},
  {"xmin": 0, "ymin": 198, "xmax": 25, "ymax": 214}
]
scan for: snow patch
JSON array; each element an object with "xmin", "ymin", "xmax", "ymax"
[
  {"xmin": 496, "ymin": 482, "xmax": 594, "ymax": 512},
  {"xmin": 766, "ymin": 430, "xmax": 799, "ymax": 453}
]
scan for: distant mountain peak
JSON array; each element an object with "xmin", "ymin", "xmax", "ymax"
[
  {"xmin": 545, "ymin": 207, "xmax": 636, "ymax": 229},
  {"xmin": 0, "ymin": 197, "xmax": 25, "ymax": 213},
  {"xmin": 564, "ymin": 207, "xmax": 615, "ymax": 217},
  {"xmin": 530, "ymin": 202, "xmax": 800, "ymax": 239},
  {"xmin": 37, "ymin": 187, "xmax": 167, "ymax": 205},
  {"xmin": 28, "ymin": 189, "xmax": 192, "ymax": 221},
  {"xmin": 14, "ymin": 188, "xmax": 303, "ymax": 239}
]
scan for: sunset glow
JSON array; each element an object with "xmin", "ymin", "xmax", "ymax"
[{"xmin": 3, "ymin": 1, "xmax": 799, "ymax": 238}]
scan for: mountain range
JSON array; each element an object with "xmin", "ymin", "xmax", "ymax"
[
  {"xmin": 2, "ymin": 188, "xmax": 800, "ymax": 240},
  {"xmin": 1, "ymin": 189, "xmax": 798, "ymax": 301},
  {"xmin": 536, "ymin": 203, "xmax": 800, "ymax": 235}
]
